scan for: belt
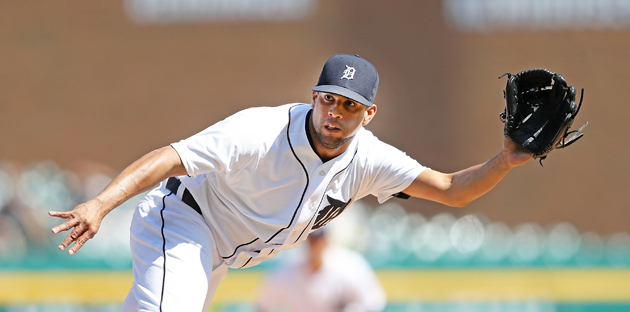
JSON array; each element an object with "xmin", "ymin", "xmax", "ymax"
[{"xmin": 166, "ymin": 177, "xmax": 203, "ymax": 216}]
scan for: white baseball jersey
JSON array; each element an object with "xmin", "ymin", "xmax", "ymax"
[{"xmin": 171, "ymin": 103, "xmax": 426, "ymax": 269}]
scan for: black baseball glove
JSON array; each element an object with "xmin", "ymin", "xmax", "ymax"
[{"xmin": 499, "ymin": 68, "xmax": 587, "ymax": 166}]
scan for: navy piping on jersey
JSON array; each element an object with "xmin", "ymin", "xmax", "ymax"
[
  {"xmin": 159, "ymin": 190, "xmax": 174, "ymax": 311},
  {"xmin": 239, "ymin": 257, "xmax": 253, "ymax": 269},
  {"xmin": 264, "ymin": 104, "xmax": 310, "ymax": 243},
  {"xmin": 221, "ymin": 237, "xmax": 260, "ymax": 259},
  {"xmin": 293, "ymin": 149, "xmax": 357, "ymax": 244},
  {"xmin": 220, "ymin": 104, "xmax": 310, "ymax": 261}
]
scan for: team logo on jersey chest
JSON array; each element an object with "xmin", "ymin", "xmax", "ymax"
[
  {"xmin": 312, "ymin": 195, "xmax": 352, "ymax": 230},
  {"xmin": 341, "ymin": 65, "xmax": 356, "ymax": 80}
]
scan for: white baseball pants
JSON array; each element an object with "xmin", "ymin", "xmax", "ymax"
[{"xmin": 120, "ymin": 184, "xmax": 228, "ymax": 312}]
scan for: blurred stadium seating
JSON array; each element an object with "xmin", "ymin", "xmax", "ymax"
[{"xmin": 1, "ymin": 160, "xmax": 629, "ymax": 311}]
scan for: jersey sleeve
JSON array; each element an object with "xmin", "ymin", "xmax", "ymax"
[
  {"xmin": 361, "ymin": 134, "xmax": 428, "ymax": 203},
  {"xmin": 170, "ymin": 107, "xmax": 263, "ymax": 177}
]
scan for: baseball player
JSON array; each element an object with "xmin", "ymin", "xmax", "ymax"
[
  {"xmin": 49, "ymin": 54, "xmax": 533, "ymax": 311},
  {"xmin": 257, "ymin": 229, "xmax": 387, "ymax": 312}
]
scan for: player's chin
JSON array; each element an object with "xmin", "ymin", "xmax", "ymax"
[
  {"xmin": 323, "ymin": 130, "xmax": 349, "ymax": 142},
  {"xmin": 318, "ymin": 135, "xmax": 348, "ymax": 149}
]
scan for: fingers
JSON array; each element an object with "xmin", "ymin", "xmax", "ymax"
[
  {"xmin": 49, "ymin": 210, "xmax": 75, "ymax": 234},
  {"xmin": 57, "ymin": 220, "xmax": 83, "ymax": 251},
  {"xmin": 49, "ymin": 210, "xmax": 72, "ymax": 219},
  {"xmin": 58, "ymin": 223, "xmax": 98, "ymax": 255},
  {"xmin": 49, "ymin": 201, "xmax": 104, "ymax": 255},
  {"xmin": 68, "ymin": 230, "xmax": 96, "ymax": 255},
  {"xmin": 51, "ymin": 218, "xmax": 79, "ymax": 234},
  {"xmin": 58, "ymin": 235, "xmax": 73, "ymax": 251}
]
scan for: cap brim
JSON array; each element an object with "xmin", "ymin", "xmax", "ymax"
[{"xmin": 312, "ymin": 85, "xmax": 373, "ymax": 107}]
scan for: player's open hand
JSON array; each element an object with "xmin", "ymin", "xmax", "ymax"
[
  {"xmin": 49, "ymin": 199, "xmax": 106, "ymax": 255},
  {"xmin": 502, "ymin": 136, "xmax": 533, "ymax": 167}
]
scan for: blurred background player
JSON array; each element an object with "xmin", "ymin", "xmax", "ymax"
[{"xmin": 257, "ymin": 229, "xmax": 386, "ymax": 312}]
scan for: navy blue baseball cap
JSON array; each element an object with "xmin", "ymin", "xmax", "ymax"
[{"xmin": 312, "ymin": 54, "xmax": 379, "ymax": 107}]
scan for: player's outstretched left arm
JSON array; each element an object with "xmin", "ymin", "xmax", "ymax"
[{"xmin": 402, "ymin": 136, "xmax": 532, "ymax": 207}]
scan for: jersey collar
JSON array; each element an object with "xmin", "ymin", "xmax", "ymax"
[{"xmin": 288, "ymin": 104, "xmax": 360, "ymax": 170}]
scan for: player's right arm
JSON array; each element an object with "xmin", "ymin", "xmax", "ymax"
[{"xmin": 49, "ymin": 145, "xmax": 187, "ymax": 255}]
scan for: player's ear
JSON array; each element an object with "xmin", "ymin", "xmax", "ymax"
[
  {"xmin": 362, "ymin": 104, "xmax": 377, "ymax": 126},
  {"xmin": 311, "ymin": 91, "xmax": 318, "ymax": 108}
]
